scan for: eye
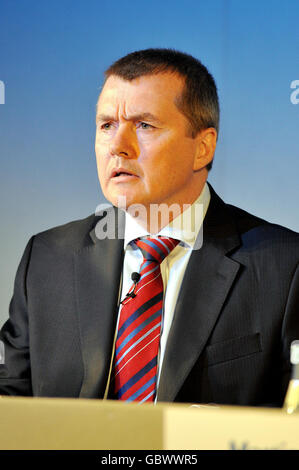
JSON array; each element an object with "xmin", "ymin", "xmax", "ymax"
[
  {"xmin": 138, "ymin": 122, "xmax": 153, "ymax": 130},
  {"xmin": 101, "ymin": 122, "xmax": 112, "ymax": 130}
]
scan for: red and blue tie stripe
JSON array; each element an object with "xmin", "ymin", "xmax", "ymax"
[{"xmin": 113, "ymin": 236, "xmax": 179, "ymax": 402}]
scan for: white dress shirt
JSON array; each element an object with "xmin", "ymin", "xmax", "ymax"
[{"xmin": 104, "ymin": 183, "xmax": 210, "ymax": 399}]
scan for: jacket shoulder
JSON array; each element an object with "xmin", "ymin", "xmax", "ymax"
[
  {"xmin": 226, "ymin": 203, "xmax": 299, "ymax": 261},
  {"xmin": 208, "ymin": 184, "xmax": 299, "ymax": 240},
  {"xmin": 227, "ymin": 202, "xmax": 299, "ymax": 237},
  {"xmin": 207, "ymin": 184, "xmax": 299, "ymax": 260},
  {"xmin": 33, "ymin": 213, "xmax": 99, "ymax": 252}
]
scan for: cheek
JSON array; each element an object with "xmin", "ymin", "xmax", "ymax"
[
  {"xmin": 95, "ymin": 157, "xmax": 109, "ymax": 194},
  {"xmin": 143, "ymin": 158, "xmax": 184, "ymax": 198},
  {"xmin": 95, "ymin": 141, "xmax": 107, "ymax": 167}
]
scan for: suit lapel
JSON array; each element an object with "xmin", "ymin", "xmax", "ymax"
[
  {"xmin": 157, "ymin": 187, "xmax": 242, "ymax": 402},
  {"xmin": 74, "ymin": 207, "xmax": 125, "ymax": 398}
]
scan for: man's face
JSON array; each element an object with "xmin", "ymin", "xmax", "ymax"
[{"xmin": 95, "ymin": 72, "xmax": 203, "ymax": 211}]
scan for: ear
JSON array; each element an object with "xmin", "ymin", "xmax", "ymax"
[{"xmin": 193, "ymin": 128, "xmax": 217, "ymax": 171}]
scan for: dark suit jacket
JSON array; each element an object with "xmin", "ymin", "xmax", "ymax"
[{"xmin": 1, "ymin": 185, "xmax": 299, "ymax": 406}]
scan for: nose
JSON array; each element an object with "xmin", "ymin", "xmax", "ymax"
[{"xmin": 109, "ymin": 123, "xmax": 140, "ymax": 159}]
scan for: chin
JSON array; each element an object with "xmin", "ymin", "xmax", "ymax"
[{"xmin": 106, "ymin": 191, "xmax": 141, "ymax": 210}]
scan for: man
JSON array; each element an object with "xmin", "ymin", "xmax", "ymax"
[{"xmin": 1, "ymin": 49, "xmax": 299, "ymax": 406}]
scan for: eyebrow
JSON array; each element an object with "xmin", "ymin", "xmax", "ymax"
[{"xmin": 96, "ymin": 112, "xmax": 164, "ymax": 125}]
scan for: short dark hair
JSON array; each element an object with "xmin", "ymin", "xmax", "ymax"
[{"xmin": 104, "ymin": 48, "xmax": 219, "ymax": 171}]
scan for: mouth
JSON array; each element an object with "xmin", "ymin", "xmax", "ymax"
[{"xmin": 110, "ymin": 168, "xmax": 139, "ymax": 182}]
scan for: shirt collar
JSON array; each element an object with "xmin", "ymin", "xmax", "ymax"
[{"xmin": 124, "ymin": 183, "xmax": 210, "ymax": 250}]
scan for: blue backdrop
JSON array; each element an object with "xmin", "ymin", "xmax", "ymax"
[{"xmin": 0, "ymin": 0, "xmax": 298, "ymax": 325}]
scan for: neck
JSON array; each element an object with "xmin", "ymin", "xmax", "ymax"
[{"xmin": 127, "ymin": 180, "xmax": 207, "ymax": 234}]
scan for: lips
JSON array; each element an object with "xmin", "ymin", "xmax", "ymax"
[{"xmin": 110, "ymin": 168, "xmax": 138, "ymax": 179}]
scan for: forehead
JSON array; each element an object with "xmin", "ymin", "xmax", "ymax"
[{"xmin": 97, "ymin": 72, "xmax": 185, "ymax": 116}]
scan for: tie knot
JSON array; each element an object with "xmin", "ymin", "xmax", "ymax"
[{"xmin": 134, "ymin": 236, "xmax": 179, "ymax": 264}]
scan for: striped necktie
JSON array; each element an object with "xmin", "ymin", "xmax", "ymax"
[{"xmin": 113, "ymin": 236, "xmax": 179, "ymax": 402}]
